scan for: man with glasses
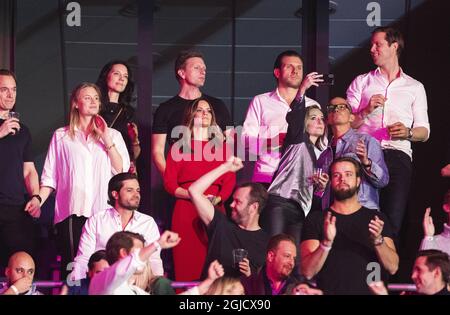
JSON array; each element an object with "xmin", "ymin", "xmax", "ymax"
[
  {"xmin": 0, "ymin": 251, "xmax": 42, "ymax": 295},
  {"xmin": 316, "ymin": 97, "xmax": 388, "ymax": 210},
  {"xmin": 347, "ymin": 27, "xmax": 430, "ymax": 240}
]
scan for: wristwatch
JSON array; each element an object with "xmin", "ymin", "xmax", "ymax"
[
  {"xmin": 363, "ymin": 159, "xmax": 372, "ymax": 169},
  {"xmin": 374, "ymin": 236, "xmax": 384, "ymax": 246},
  {"xmin": 407, "ymin": 128, "xmax": 413, "ymax": 140}
]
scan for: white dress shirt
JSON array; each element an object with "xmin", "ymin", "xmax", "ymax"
[
  {"xmin": 89, "ymin": 249, "xmax": 199, "ymax": 295},
  {"xmin": 347, "ymin": 68, "xmax": 430, "ymax": 159},
  {"xmin": 241, "ymin": 89, "xmax": 320, "ymax": 183},
  {"xmin": 41, "ymin": 126, "xmax": 130, "ymax": 224},
  {"xmin": 71, "ymin": 208, "xmax": 163, "ymax": 280}
]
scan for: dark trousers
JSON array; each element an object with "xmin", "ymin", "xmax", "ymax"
[
  {"xmin": 260, "ymin": 195, "xmax": 305, "ymax": 247},
  {"xmin": 0, "ymin": 203, "xmax": 37, "ymax": 268},
  {"xmin": 55, "ymin": 215, "xmax": 87, "ymax": 281},
  {"xmin": 380, "ymin": 149, "xmax": 412, "ymax": 242}
]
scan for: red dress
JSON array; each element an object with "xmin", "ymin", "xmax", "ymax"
[{"xmin": 164, "ymin": 140, "xmax": 235, "ymax": 281}]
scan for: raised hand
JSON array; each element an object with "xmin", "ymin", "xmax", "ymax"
[
  {"xmin": 208, "ymin": 260, "xmax": 225, "ymax": 281},
  {"xmin": 365, "ymin": 94, "xmax": 386, "ymax": 115},
  {"xmin": 0, "ymin": 117, "xmax": 20, "ymax": 138},
  {"xmin": 369, "ymin": 215, "xmax": 384, "ymax": 244},
  {"xmin": 238, "ymin": 257, "xmax": 251, "ymax": 277},
  {"xmin": 314, "ymin": 172, "xmax": 329, "ymax": 192},
  {"xmin": 158, "ymin": 230, "xmax": 181, "ymax": 249},
  {"xmin": 422, "ymin": 207, "xmax": 435, "ymax": 237},
  {"xmin": 355, "ymin": 139, "xmax": 370, "ymax": 166},
  {"xmin": 127, "ymin": 122, "xmax": 139, "ymax": 142},
  {"xmin": 323, "ymin": 211, "xmax": 336, "ymax": 246},
  {"xmin": 12, "ymin": 276, "xmax": 33, "ymax": 294},
  {"xmin": 224, "ymin": 156, "xmax": 243, "ymax": 173},
  {"xmin": 300, "ymin": 72, "xmax": 323, "ymax": 92}
]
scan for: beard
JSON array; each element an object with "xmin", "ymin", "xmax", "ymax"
[
  {"xmin": 118, "ymin": 198, "xmax": 139, "ymax": 211},
  {"xmin": 333, "ymin": 185, "xmax": 359, "ymax": 201}
]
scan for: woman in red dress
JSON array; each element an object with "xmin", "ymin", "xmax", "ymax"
[{"xmin": 164, "ymin": 98, "xmax": 235, "ymax": 281}]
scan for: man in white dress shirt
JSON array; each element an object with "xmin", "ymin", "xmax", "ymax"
[
  {"xmin": 347, "ymin": 27, "xmax": 430, "ymax": 241},
  {"xmin": 241, "ymin": 50, "xmax": 323, "ymax": 186},
  {"xmin": 89, "ymin": 230, "xmax": 224, "ymax": 295},
  {"xmin": 69, "ymin": 172, "xmax": 163, "ymax": 283}
]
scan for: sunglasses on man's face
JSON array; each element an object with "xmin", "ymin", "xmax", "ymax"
[{"xmin": 327, "ymin": 104, "xmax": 350, "ymax": 113}]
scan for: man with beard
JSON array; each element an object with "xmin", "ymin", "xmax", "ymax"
[
  {"xmin": 188, "ymin": 156, "xmax": 270, "ymax": 278},
  {"xmin": 69, "ymin": 173, "xmax": 163, "ymax": 283},
  {"xmin": 300, "ymin": 157, "xmax": 399, "ymax": 295},
  {"xmin": 241, "ymin": 50, "xmax": 322, "ymax": 187},
  {"xmin": 317, "ymin": 97, "xmax": 388, "ymax": 211},
  {"xmin": 241, "ymin": 233, "xmax": 322, "ymax": 295}
]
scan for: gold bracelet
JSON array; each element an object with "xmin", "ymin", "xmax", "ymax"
[
  {"xmin": 105, "ymin": 143, "xmax": 115, "ymax": 151},
  {"xmin": 132, "ymin": 142, "xmax": 140, "ymax": 146}
]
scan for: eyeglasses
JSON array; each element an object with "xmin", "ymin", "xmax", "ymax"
[{"xmin": 327, "ymin": 104, "xmax": 350, "ymax": 113}]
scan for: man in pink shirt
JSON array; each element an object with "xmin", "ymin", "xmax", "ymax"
[{"xmin": 347, "ymin": 27, "xmax": 430, "ymax": 241}]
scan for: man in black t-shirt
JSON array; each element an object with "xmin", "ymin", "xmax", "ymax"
[
  {"xmin": 300, "ymin": 157, "xmax": 399, "ymax": 295},
  {"xmin": 0, "ymin": 69, "xmax": 40, "ymax": 268},
  {"xmin": 151, "ymin": 50, "xmax": 232, "ymax": 176},
  {"xmin": 188, "ymin": 157, "xmax": 269, "ymax": 279}
]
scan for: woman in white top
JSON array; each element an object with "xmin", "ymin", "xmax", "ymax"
[{"xmin": 26, "ymin": 82, "xmax": 130, "ymax": 279}]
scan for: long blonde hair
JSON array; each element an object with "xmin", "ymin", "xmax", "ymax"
[
  {"xmin": 205, "ymin": 277, "xmax": 244, "ymax": 295},
  {"xmin": 68, "ymin": 82, "xmax": 103, "ymax": 140}
]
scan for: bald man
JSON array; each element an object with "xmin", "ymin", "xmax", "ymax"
[
  {"xmin": 0, "ymin": 251, "xmax": 42, "ymax": 295},
  {"xmin": 316, "ymin": 97, "xmax": 389, "ymax": 210}
]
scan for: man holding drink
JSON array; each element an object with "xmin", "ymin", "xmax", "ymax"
[
  {"xmin": 346, "ymin": 27, "xmax": 430, "ymax": 240},
  {"xmin": 0, "ymin": 69, "xmax": 40, "ymax": 269}
]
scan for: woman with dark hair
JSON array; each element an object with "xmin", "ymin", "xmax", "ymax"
[
  {"xmin": 96, "ymin": 60, "xmax": 140, "ymax": 173},
  {"xmin": 164, "ymin": 97, "xmax": 235, "ymax": 282},
  {"xmin": 261, "ymin": 103, "xmax": 329, "ymax": 248}
]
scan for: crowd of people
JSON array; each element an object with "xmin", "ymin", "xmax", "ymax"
[{"xmin": 0, "ymin": 26, "xmax": 448, "ymax": 295}]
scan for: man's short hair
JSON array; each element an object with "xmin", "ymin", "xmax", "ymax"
[
  {"xmin": 105, "ymin": 231, "xmax": 145, "ymax": 265},
  {"xmin": 273, "ymin": 50, "xmax": 303, "ymax": 71},
  {"xmin": 330, "ymin": 156, "xmax": 362, "ymax": 179},
  {"xmin": 88, "ymin": 250, "xmax": 107, "ymax": 271},
  {"xmin": 0, "ymin": 69, "xmax": 17, "ymax": 83},
  {"xmin": 372, "ymin": 26, "xmax": 404, "ymax": 57},
  {"xmin": 237, "ymin": 182, "xmax": 268, "ymax": 213},
  {"xmin": 174, "ymin": 50, "xmax": 204, "ymax": 82},
  {"xmin": 107, "ymin": 172, "xmax": 138, "ymax": 206},
  {"xmin": 266, "ymin": 233, "xmax": 296, "ymax": 253},
  {"xmin": 416, "ymin": 250, "xmax": 450, "ymax": 284}
]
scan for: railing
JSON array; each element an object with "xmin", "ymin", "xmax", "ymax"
[{"xmin": 1, "ymin": 280, "xmax": 416, "ymax": 292}]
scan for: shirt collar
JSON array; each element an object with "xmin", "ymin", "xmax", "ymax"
[
  {"xmin": 374, "ymin": 67, "xmax": 406, "ymax": 80},
  {"xmin": 331, "ymin": 128, "xmax": 356, "ymax": 144},
  {"xmin": 109, "ymin": 207, "xmax": 140, "ymax": 222},
  {"xmin": 271, "ymin": 88, "xmax": 290, "ymax": 106}
]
